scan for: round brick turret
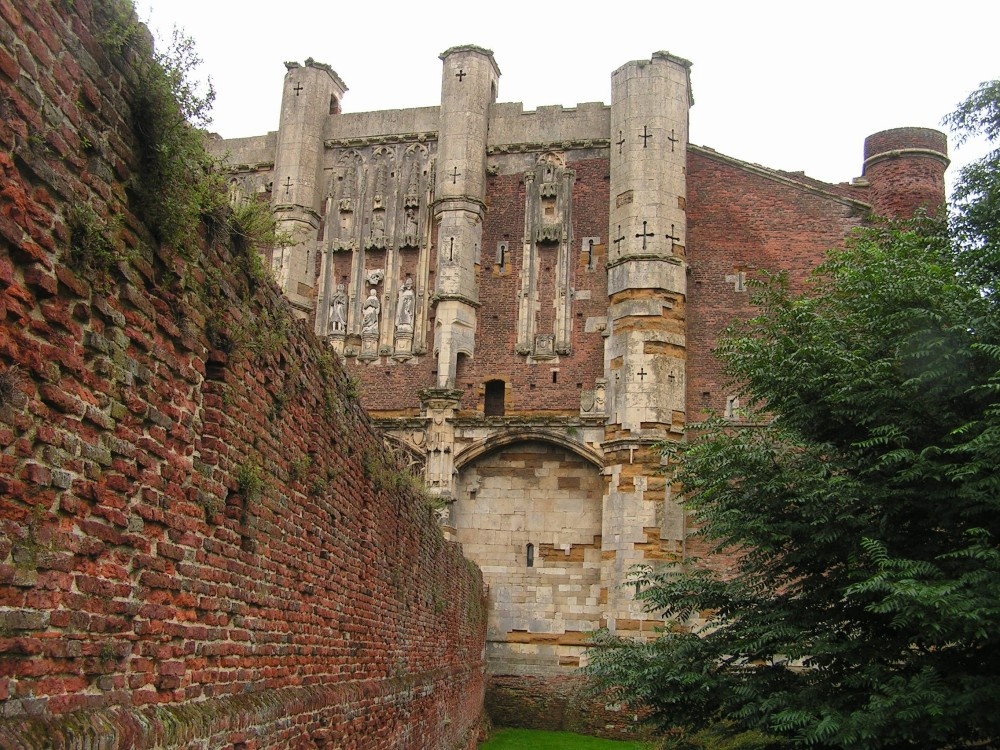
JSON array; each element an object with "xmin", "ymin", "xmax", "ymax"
[{"xmin": 863, "ymin": 127, "xmax": 949, "ymax": 218}]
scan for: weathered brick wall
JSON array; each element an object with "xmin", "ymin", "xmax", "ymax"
[
  {"xmin": 0, "ymin": 2, "xmax": 487, "ymax": 747},
  {"xmin": 862, "ymin": 127, "xmax": 949, "ymax": 219},
  {"xmin": 686, "ymin": 148, "xmax": 870, "ymax": 424}
]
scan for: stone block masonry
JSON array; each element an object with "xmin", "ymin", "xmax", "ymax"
[{"xmin": 0, "ymin": 1, "xmax": 486, "ymax": 747}]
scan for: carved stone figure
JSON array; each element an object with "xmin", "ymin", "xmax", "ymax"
[
  {"xmin": 361, "ymin": 288, "xmax": 380, "ymax": 335},
  {"xmin": 329, "ymin": 283, "xmax": 347, "ymax": 334},
  {"xmin": 371, "ymin": 211, "xmax": 385, "ymax": 238},
  {"xmin": 373, "ymin": 165, "xmax": 387, "ymax": 207},
  {"xmin": 395, "ymin": 277, "xmax": 415, "ymax": 332},
  {"xmin": 404, "ymin": 207, "xmax": 419, "ymax": 236}
]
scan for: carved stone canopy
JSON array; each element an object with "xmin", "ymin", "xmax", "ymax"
[{"xmin": 535, "ymin": 225, "xmax": 561, "ymax": 244}]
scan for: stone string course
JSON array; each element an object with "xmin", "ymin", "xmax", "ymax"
[{"xmin": 0, "ymin": 1, "xmax": 487, "ymax": 747}]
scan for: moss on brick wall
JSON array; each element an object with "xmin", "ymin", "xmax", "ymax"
[{"xmin": 0, "ymin": 2, "xmax": 486, "ymax": 747}]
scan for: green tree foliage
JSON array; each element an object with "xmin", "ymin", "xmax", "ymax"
[
  {"xmin": 130, "ymin": 25, "xmax": 226, "ymax": 254},
  {"xmin": 945, "ymin": 80, "xmax": 1000, "ymax": 304},
  {"xmin": 586, "ymin": 84, "xmax": 1000, "ymax": 750}
]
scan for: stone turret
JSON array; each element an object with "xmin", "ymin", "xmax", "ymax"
[
  {"xmin": 272, "ymin": 59, "xmax": 347, "ymax": 316},
  {"xmin": 431, "ymin": 45, "xmax": 499, "ymax": 388},
  {"xmin": 862, "ymin": 127, "xmax": 949, "ymax": 218},
  {"xmin": 602, "ymin": 51, "xmax": 692, "ymax": 630}
]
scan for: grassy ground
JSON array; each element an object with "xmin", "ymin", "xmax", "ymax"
[{"xmin": 479, "ymin": 728, "xmax": 649, "ymax": 749}]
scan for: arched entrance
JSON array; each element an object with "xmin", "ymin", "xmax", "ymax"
[{"xmin": 453, "ymin": 437, "xmax": 604, "ymax": 676}]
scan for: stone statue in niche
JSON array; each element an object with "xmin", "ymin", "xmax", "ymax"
[
  {"xmin": 328, "ymin": 283, "xmax": 347, "ymax": 334},
  {"xmin": 373, "ymin": 165, "xmax": 387, "ymax": 209},
  {"xmin": 395, "ymin": 277, "xmax": 415, "ymax": 333},
  {"xmin": 339, "ymin": 171, "xmax": 355, "ymax": 212},
  {"xmin": 367, "ymin": 211, "xmax": 387, "ymax": 250},
  {"xmin": 362, "ymin": 288, "xmax": 381, "ymax": 335},
  {"xmin": 401, "ymin": 210, "xmax": 420, "ymax": 249}
]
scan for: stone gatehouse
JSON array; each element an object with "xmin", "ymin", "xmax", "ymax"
[{"xmin": 209, "ymin": 45, "xmax": 947, "ymax": 724}]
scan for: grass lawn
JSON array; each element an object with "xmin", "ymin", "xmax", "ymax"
[{"xmin": 479, "ymin": 728, "xmax": 649, "ymax": 749}]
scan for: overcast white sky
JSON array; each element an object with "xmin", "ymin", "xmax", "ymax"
[{"xmin": 135, "ymin": 0, "xmax": 996, "ymax": 194}]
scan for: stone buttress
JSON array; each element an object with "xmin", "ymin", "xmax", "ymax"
[{"xmin": 602, "ymin": 52, "xmax": 692, "ymax": 634}]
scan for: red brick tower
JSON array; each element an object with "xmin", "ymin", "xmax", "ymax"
[{"xmin": 862, "ymin": 127, "xmax": 949, "ymax": 218}]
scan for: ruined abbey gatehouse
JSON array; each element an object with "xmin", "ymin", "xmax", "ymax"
[{"xmin": 0, "ymin": 0, "xmax": 947, "ymax": 746}]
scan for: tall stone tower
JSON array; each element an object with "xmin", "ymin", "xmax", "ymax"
[
  {"xmin": 432, "ymin": 45, "xmax": 498, "ymax": 388},
  {"xmin": 272, "ymin": 60, "xmax": 347, "ymax": 317},
  {"xmin": 420, "ymin": 46, "xmax": 500, "ymax": 501},
  {"xmin": 602, "ymin": 52, "xmax": 692, "ymax": 627}
]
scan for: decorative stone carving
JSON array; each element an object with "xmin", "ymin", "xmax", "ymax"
[
  {"xmin": 395, "ymin": 277, "xmax": 415, "ymax": 333},
  {"xmin": 581, "ymin": 378, "xmax": 607, "ymax": 416},
  {"xmin": 366, "ymin": 211, "xmax": 387, "ymax": 250},
  {"xmin": 365, "ymin": 269, "xmax": 385, "ymax": 286},
  {"xmin": 394, "ymin": 276, "xmax": 416, "ymax": 356},
  {"xmin": 360, "ymin": 287, "xmax": 381, "ymax": 359},
  {"xmin": 361, "ymin": 288, "xmax": 380, "ymax": 335},
  {"xmin": 372, "ymin": 165, "xmax": 387, "ymax": 209},
  {"xmin": 328, "ymin": 283, "xmax": 347, "ymax": 335},
  {"xmin": 404, "ymin": 165, "xmax": 421, "ymax": 209},
  {"xmin": 338, "ymin": 166, "xmax": 356, "ymax": 212},
  {"xmin": 401, "ymin": 207, "xmax": 420, "ymax": 248},
  {"xmin": 535, "ymin": 225, "xmax": 561, "ymax": 244},
  {"xmin": 516, "ymin": 155, "xmax": 575, "ymax": 357},
  {"xmin": 533, "ymin": 333, "xmax": 555, "ymax": 359},
  {"xmin": 595, "ymin": 379, "xmax": 606, "ymax": 412}
]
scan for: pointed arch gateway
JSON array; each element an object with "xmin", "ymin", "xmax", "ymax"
[{"xmin": 452, "ymin": 431, "xmax": 605, "ymax": 676}]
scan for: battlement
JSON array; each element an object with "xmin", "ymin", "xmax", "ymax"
[{"xmin": 488, "ymin": 101, "xmax": 610, "ymax": 148}]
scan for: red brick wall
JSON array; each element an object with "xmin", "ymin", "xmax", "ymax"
[
  {"xmin": 0, "ymin": 2, "xmax": 486, "ymax": 746},
  {"xmin": 863, "ymin": 127, "xmax": 949, "ymax": 218},
  {"xmin": 686, "ymin": 148, "xmax": 870, "ymax": 425}
]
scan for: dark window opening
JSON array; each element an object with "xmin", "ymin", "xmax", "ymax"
[
  {"xmin": 484, "ymin": 379, "xmax": 505, "ymax": 416},
  {"xmin": 526, "ymin": 543, "xmax": 534, "ymax": 567}
]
